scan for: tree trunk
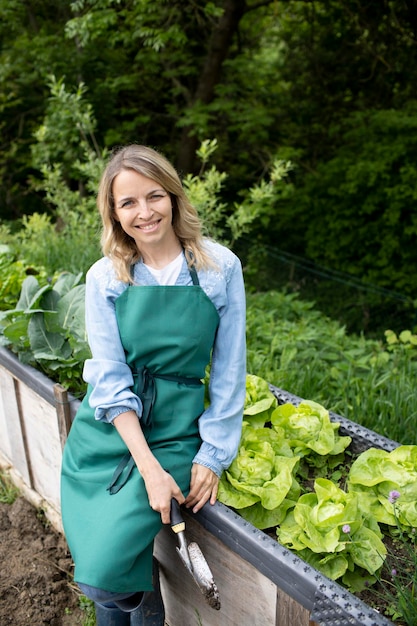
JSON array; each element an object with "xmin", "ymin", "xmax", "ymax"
[{"xmin": 176, "ymin": 0, "xmax": 247, "ymax": 173}]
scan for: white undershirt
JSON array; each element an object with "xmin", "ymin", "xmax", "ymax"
[{"xmin": 144, "ymin": 251, "xmax": 183, "ymax": 285}]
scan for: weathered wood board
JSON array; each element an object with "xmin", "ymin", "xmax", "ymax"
[
  {"xmin": 155, "ymin": 512, "xmax": 313, "ymax": 626},
  {"xmin": 17, "ymin": 380, "xmax": 62, "ymax": 511},
  {"xmin": 0, "ymin": 365, "xmax": 31, "ymax": 484},
  {"xmin": 0, "ymin": 362, "xmax": 64, "ymax": 519}
]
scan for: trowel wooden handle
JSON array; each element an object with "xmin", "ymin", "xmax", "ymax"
[{"xmin": 170, "ymin": 498, "xmax": 186, "ymax": 534}]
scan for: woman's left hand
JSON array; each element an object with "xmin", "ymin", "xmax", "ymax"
[{"xmin": 184, "ymin": 463, "xmax": 219, "ymax": 513}]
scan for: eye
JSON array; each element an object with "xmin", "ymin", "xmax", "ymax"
[
  {"xmin": 149, "ymin": 193, "xmax": 165, "ymax": 201},
  {"xmin": 120, "ymin": 199, "xmax": 133, "ymax": 208}
]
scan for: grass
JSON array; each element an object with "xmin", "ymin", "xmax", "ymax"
[
  {"xmin": 78, "ymin": 596, "xmax": 96, "ymax": 626},
  {"xmin": 246, "ymin": 291, "xmax": 417, "ymax": 445},
  {"xmin": 0, "ymin": 471, "xmax": 19, "ymax": 504}
]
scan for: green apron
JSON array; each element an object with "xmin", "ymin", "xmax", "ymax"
[{"xmin": 61, "ymin": 268, "xmax": 219, "ymax": 593}]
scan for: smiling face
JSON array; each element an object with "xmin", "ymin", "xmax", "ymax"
[{"xmin": 112, "ymin": 168, "xmax": 178, "ymax": 258}]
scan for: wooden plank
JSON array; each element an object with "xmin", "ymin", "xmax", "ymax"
[
  {"xmin": 275, "ymin": 586, "xmax": 312, "ymax": 626},
  {"xmin": 17, "ymin": 379, "xmax": 62, "ymax": 512},
  {"xmin": 0, "ymin": 366, "xmax": 31, "ymax": 484},
  {"xmin": 155, "ymin": 513, "xmax": 277, "ymax": 626},
  {"xmin": 0, "ymin": 367, "xmax": 13, "ymax": 461},
  {"xmin": 53, "ymin": 383, "xmax": 72, "ymax": 449}
]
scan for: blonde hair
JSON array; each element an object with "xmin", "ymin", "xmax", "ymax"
[{"xmin": 97, "ymin": 144, "xmax": 213, "ymax": 283}]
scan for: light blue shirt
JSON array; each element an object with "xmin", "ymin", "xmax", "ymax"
[{"xmin": 82, "ymin": 239, "xmax": 246, "ymax": 476}]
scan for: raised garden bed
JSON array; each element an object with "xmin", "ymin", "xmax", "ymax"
[{"xmin": 0, "ymin": 346, "xmax": 395, "ymax": 625}]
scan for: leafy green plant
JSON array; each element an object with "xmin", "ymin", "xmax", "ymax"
[
  {"xmin": 1, "ymin": 76, "xmax": 104, "ymax": 277},
  {"xmin": 78, "ymin": 595, "xmax": 96, "ymax": 626},
  {"xmin": 0, "ymin": 246, "xmax": 48, "ymax": 311},
  {"xmin": 244, "ymin": 373, "xmax": 278, "ymax": 427},
  {"xmin": 246, "ymin": 290, "xmax": 417, "ymax": 445},
  {"xmin": 183, "ymin": 139, "xmax": 228, "ymax": 242},
  {"xmin": 218, "ymin": 379, "xmax": 417, "ymax": 623},
  {"xmin": 218, "ymin": 419, "xmax": 301, "ymax": 529},
  {"xmin": 344, "ymin": 489, "xmax": 417, "ymax": 625},
  {"xmin": 271, "ymin": 400, "xmax": 351, "ymax": 460},
  {"xmin": 183, "ymin": 138, "xmax": 292, "ymax": 245},
  {"xmin": 348, "ymin": 446, "xmax": 417, "ymax": 529},
  {"xmin": 219, "ymin": 380, "xmax": 352, "ymax": 529},
  {"xmin": 278, "ymin": 478, "xmax": 386, "ymax": 591},
  {"xmin": 0, "ymin": 272, "xmax": 89, "ymax": 393}
]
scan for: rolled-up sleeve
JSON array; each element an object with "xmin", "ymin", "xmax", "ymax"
[
  {"xmin": 82, "ymin": 261, "xmax": 143, "ymax": 422},
  {"xmin": 193, "ymin": 254, "xmax": 246, "ymax": 476}
]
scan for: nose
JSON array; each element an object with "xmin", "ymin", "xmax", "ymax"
[{"xmin": 137, "ymin": 199, "xmax": 154, "ymax": 219}]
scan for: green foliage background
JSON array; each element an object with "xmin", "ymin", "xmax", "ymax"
[
  {"xmin": 1, "ymin": 1, "xmax": 417, "ymax": 451},
  {"xmin": 1, "ymin": 1, "xmax": 417, "ymax": 336}
]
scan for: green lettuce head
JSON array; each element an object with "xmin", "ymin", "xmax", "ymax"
[
  {"xmin": 243, "ymin": 374, "xmax": 278, "ymax": 428},
  {"xmin": 277, "ymin": 478, "xmax": 386, "ymax": 583},
  {"xmin": 271, "ymin": 400, "xmax": 351, "ymax": 457},
  {"xmin": 348, "ymin": 445, "xmax": 417, "ymax": 528},
  {"xmin": 218, "ymin": 421, "xmax": 300, "ymax": 523}
]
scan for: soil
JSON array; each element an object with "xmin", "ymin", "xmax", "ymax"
[{"xmin": 0, "ymin": 497, "xmax": 86, "ymax": 626}]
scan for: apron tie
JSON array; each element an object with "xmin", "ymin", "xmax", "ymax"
[
  {"xmin": 132, "ymin": 366, "xmax": 202, "ymax": 427},
  {"xmin": 107, "ymin": 367, "xmax": 203, "ymax": 495},
  {"xmin": 106, "ymin": 453, "xmax": 136, "ymax": 494}
]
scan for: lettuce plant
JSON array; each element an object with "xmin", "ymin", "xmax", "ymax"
[
  {"xmin": 218, "ymin": 379, "xmax": 417, "ymax": 608},
  {"xmin": 348, "ymin": 445, "xmax": 417, "ymax": 529},
  {"xmin": 277, "ymin": 478, "xmax": 386, "ymax": 590},
  {"xmin": 219, "ymin": 386, "xmax": 352, "ymax": 531},
  {"xmin": 243, "ymin": 373, "xmax": 278, "ymax": 428},
  {"xmin": 218, "ymin": 420, "xmax": 301, "ymax": 528},
  {"xmin": 271, "ymin": 399, "xmax": 351, "ymax": 459}
]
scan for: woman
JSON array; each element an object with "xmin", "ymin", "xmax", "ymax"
[{"xmin": 61, "ymin": 145, "xmax": 246, "ymax": 626}]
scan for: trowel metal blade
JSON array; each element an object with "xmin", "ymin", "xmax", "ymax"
[
  {"xmin": 175, "ymin": 545, "xmax": 193, "ymax": 574},
  {"xmin": 187, "ymin": 541, "xmax": 221, "ymax": 610}
]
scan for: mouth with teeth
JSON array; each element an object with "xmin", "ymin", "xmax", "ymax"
[{"xmin": 136, "ymin": 220, "xmax": 161, "ymax": 231}]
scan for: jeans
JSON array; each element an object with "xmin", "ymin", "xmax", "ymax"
[{"xmin": 78, "ymin": 582, "xmax": 140, "ymax": 609}]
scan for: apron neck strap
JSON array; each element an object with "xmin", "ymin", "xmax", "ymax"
[
  {"xmin": 189, "ymin": 264, "xmax": 199, "ymax": 286},
  {"xmin": 186, "ymin": 249, "xmax": 200, "ymax": 285}
]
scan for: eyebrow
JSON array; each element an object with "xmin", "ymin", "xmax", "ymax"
[{"xmin": 147, "ymin": 188, "xmax": 167, "ymax": 195}]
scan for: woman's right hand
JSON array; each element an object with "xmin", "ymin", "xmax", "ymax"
[
  {"xmin": 143, "ymin": 464, "xmax": 184, "ymax": 524},
  {"xmin": 113, "ymin": 410, "xmax": 184, "ymax": 523}
]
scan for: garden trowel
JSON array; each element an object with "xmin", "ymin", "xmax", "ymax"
[{"xmin": 170, "ymin": 498, "xmax": 221, "ymax": 610}]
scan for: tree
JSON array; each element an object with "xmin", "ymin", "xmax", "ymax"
[
  {"xmin": 64, "ymin": 0, "xmax": 278, "ymax": 171},
  {"xmin": 0, "ymin": 0, "xmax": 281, "ymax": 220},
  {"xmin": 2, "ymin": 0, "xmax": 417, "ymax": 334},
  {"xmin": 227, "ymin": 0, "xmax": 417, "ymax": 330},
  {"xmin": 0, "ymin": 0, "xmax": 79, "ymax": 219}
]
